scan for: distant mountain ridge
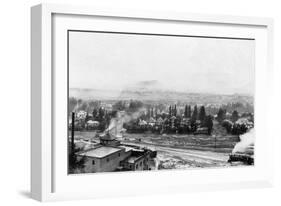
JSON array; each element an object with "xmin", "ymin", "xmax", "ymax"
[
  {"xmin": 70, "ymin": 79, "xmax": 253, "ymax": 104},
  {"xmin": 118, "ymin": 89, "xmax": 253, "ymax": 104},
  {"xmin": 69, "ymin": 87, "xmax": 253, "ymax": 105}
]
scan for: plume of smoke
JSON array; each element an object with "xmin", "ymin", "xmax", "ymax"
[
  {"xmin": 105, "ymin": 108, "xmax": 146, "ymax": 138},
  {"xmin": 122, "ymin": 108, "xmax": 147, "ymax": 124},
  {"xmin": 232, "ymin": 129, "xmax": 255, "ymax": 154}
]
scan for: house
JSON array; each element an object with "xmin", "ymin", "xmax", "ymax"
[
  {"xmin": 138, "ymin": 120, "xmax": 147, "ymax": 126},
  {"xmin": 235, "ymin": 118, "xmax": 254, "ymax": 129},
  {"xmin": 194, "ymin": 127, "xmax": 209, "ymax": 135},
  {"xmin": 86, "ymin": 120, "xmax": 99, "ymax": 128},
  {"xmin": 76, "ymin": 110, "xmax": 87, "ymax": 120},
  {"xmin": 120, "ymin": 150, "xmax": 151, "ymax": 171},
  {"xmin": 156, "ymin": 117, "xmax": 164, "ymax": 126},
  {"xmin": 100, "ymin": 103, "xmax": 113, "ymax": 111},
  {"xmin": 77, "ymin": 145, "xmax": 132, "ymax": 173},
  {"xmin": 76, "ymin": 142, "xmax": 155, "ymax": 173},
  {"xmin": 180, "ymin": 118, "xmax": 190, "ymax": 126},
  {"xmin": 148, "ymin": 117, "xmax": 156, "ymax": 126}
]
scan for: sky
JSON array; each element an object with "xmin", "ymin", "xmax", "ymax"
[{"xmin": 69, "ymin": 31, "xmax": 255, "ymax": 95}]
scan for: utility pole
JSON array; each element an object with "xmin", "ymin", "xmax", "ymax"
[{"xmin": 71, "ymin": 112, "xmax": 75, "ymax": 153}]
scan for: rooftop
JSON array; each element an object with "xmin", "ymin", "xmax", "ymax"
[
  {"xmin": 123, "ymin": 151, "xmax": 147, "ymax": 164},
  {"xmin": 78, "ymin": 146, "xmax": 122, "ymax": 158},
  {"xmin": 118, "ymin": 145, "xmax": 133, "ymax": 152}
]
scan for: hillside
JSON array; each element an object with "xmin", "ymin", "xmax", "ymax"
[{"xmin": 70, "ymin": 80, "xmax": 253, "ymax": 105}]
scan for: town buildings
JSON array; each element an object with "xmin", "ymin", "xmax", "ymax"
[{"xmin": 75, "ymin": 111, "xmax": 157, "ymax": 173}]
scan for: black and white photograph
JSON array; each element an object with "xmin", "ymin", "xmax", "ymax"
[{"xmin": 68, "ymin": 30, "xmax": 255, "ymax": 174}]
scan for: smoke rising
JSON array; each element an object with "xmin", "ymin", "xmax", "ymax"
[
  {"xmin": 232, "ymin": 129, "xmax": 255, "ymax": 154},
  {"xmin": 122, "ymin": 108, "xmax": 146, "ymax": 124},
  {"xmin": 105, "ymin": 108, "xmax": 146, "ymax": 138}
]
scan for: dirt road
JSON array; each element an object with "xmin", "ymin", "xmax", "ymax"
[
  {"xmin": 155, "ymin": 146, "xmax": 231, "ymax": 169},
  {"xmin": 121, "ymin": 141, "xmax": 232, "ymax": 169}
]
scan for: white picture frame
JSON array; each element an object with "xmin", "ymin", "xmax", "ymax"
[{"xmin": 31, "ymin": 3, "xmax": 274, "ymax": 202}]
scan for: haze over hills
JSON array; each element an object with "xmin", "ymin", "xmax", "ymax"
[{"xmin": 70, "ymin": 80, "xmax": 253, "ymax": 105}]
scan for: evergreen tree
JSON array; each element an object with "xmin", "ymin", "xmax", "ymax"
[
  {"xmin": 191, "ymin": 105, "xmax": 198, "ymax": 123},
  {"xmin": 222, "ymin": 119, "xmax": 233, "ymax": 133},
  {"xmin": 104, "ymin": 111, "xmax": 111, "ymax": 127},
  {"xmin": 217, "ymin": 108, "xmax": 226, "ymax": 123},
  {"xmin": 112, "ymin": 100, "xmax": 126, "ymax": 111},
  {"xmin": 204, "ymin": 115, "xmax": 213, "ymax": 135},
  {"xmin": 128, "ymin": 100, "xmax": 143, "ymax": 112},
  {"xmin": 92, "ymin": 108, "xmax": 98, "ymax": 119},
  {"xmin": 98, "ymin": 107, "xmax": 105, "ymax": 120},
  {"xmin": 231, "ymin": 110, "xmax": 239, "ymax": 122},
  {"xmin": 187, "ymin": 105, "xmax": 191, "ymax": 118},
  {"xmin": 169, "ymin": 105, "xmax": 172, "ymax": 117},
  {"xmin": 190, "ymin": 105, "xmax": 198, "ymax": 132},
  {"xmin": 184, "ymin": 105, "xmax": 188, "ymax": 117},
  {"xmin": 85, "ymin": 112, "xmax": 90, "ymax": 122},
  {"xmin": 174, "ymin": 105, "xmax": 177, "ymax": 116},
  {"xmin": 198, "ymin": 106, "xmax": 206, "ymax": 122}
]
